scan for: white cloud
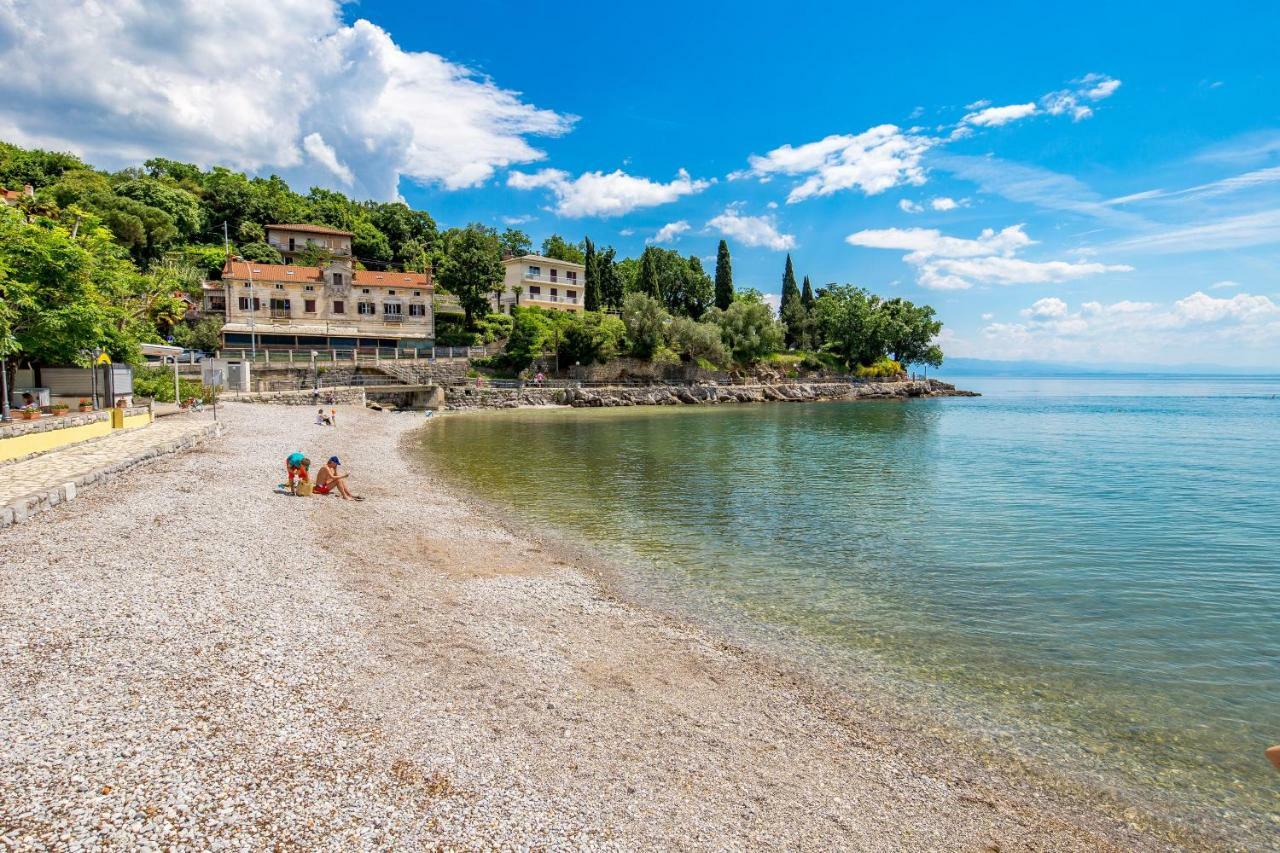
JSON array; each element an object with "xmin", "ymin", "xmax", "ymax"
[
  {"xmin": 847, "ymin": 224, "xmax": 1035, "ymax": 259},
  {"xmin": 1022, "ymin": 297, "xmax": 1069, "ymax": 319},
  {"xmin": 1040, "ymin": 74, "xmax": 1122, "ymax": 122},
  {"xmin": 964, "ymin": 102, "xmax": 1037, "ymax": 127},
  {"xmin": 301, "ymin": 133, "xmax": 353, "ymax": 185},
  {"xmin": 761, "ymin": 292, "xmax": 782, "ymax": 315},
  {"xmin": 899, "ymin": 199, "xmax": 923, "ymax": 213},
  {"xmin": 1210, "ymin": 280, "xmax": 1240, "ymax": 290},
  {"xmin": 734, "ymin": 125, "xmax": 933, "ymax": 203},
  {"xmin": 930, "ymin": 196, "xmax": 966, "ymax": 211},
  {"xmin": 766, "ymin": 201, "xmax": 778, "ymax": 209},
  {"xmin": 0, "ymin": 1, "xmax": 574, "ymax": 199},
  {"xmin": 1109, "ymin": 208, "xmax": 1280, "ymax": 254},
  {"xmin": 981, "ymin": 312, "xmax": 994, "ymax": 321},
  {"xmin": 707, "ymin": 207, "xmax": 796, "ymax": 251},
  {"xmin": 618, "ymin": 228, "xmax": 635, "ymax": 237},
  {"xmin": 647, "ymin": 220, "xmax": 691, "ymax": 244},
  {"xmin": 846, "ymin": 224, "xmax": 1132, "ymax": 290},
  {"xmin": 501, "ymin": 214, "xmax": 534, "ymax": 225},
  {"xmin": 975, "ymin": 290, "xmax": 1280, "ymax": 363},
  {"xmin": 507, "ymin": 167, "xmax": 710, "ymax": 218}
]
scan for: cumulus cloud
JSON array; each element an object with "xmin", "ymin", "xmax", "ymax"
[
  {"xmin": 0, "ymin": 1, "xmax": 574, "ymax": 200},
  {"xmin": 732, "ymin": 125, "xmax": 933, "ymax": 203},
  {"xmin": 508, "ymin": 168, "xmax": 710, "ymax": 218},
  {"xmin": 978, "ymin": 290, "xmax": 1280, "ymax": 363},
  {"xmin": 899, "ymin": 199, "xmax": 923, "ymax": 213},
  {"xmin": 846, "ymin": 224, "xmax": 1132, "ymax": 290},
  {"xmin": 1040, "ymin": 73, "xmax": 1122, "ymax": 122},
  {"xmin": 1210, "ymin": 280, "xmax": 1241, "ymax": 290},
  {"xmin": 930, "ymin": 196, "xmax": 965, "ymax": 211},
  {"xmin": 647, "ymin": 220, "xmax": 691, "ymax": 244},
  {"xmin": 707, "ymin": 207, "xmax": 796, "ymax": 251},
  {"xmin": 301, "ymin": 133, "xmax": 354, "ymax": 185}
]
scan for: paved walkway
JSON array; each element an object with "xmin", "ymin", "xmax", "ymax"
[{"xmin": 0, "ymin": 413, "xmax": 222, "ymax": 527}]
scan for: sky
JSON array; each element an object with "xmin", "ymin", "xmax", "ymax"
[{"xmin": 1, "ymin": 1, "xmax": 1278, "ymax": 367}]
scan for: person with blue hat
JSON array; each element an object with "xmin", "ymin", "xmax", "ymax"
[{"xmin": 315, "ymin": 455, "xmax": 361, "ymax": 500}]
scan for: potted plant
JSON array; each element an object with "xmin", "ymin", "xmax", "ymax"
[
  {"xmin": 50, "ymin": 402, "xmax": 69, "ymax": 416},
  {"xmin": 20, "ymin": 405, "xmax": 39, "ymax": 420},
  {"xmin": 78, "ymin": 398, "xmax": 93, "ymax": 412}
]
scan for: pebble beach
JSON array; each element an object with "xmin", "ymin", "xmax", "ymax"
[{"xmin": 0, "ymin": 403, "xmax": 1214, "ymax": 850}]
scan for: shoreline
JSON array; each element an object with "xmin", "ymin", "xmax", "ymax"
[{"xmin": 0, "ymin": 403, "xmax": 1231, "ymax": 848}]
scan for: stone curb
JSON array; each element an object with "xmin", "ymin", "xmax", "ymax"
[{"xmin": 0, "ymin": 421, "xmax": 224, "ymax": 530}]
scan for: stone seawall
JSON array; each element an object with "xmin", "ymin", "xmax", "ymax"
[
  {"xmin": 231, "ymin": 387, "xmax": 368, "ymax": 406},
  {"xmin": 445, "ymin": 379, "xmax": 976, "ymax": 410}
]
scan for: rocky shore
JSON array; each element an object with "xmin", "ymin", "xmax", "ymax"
[
  {"xmin": 0, "ymin": 404, "xmax": 1208, "ymax": 850},
  {"xmin": 446, "ymin": 377, "xmax": 977, "ymax": 410}
]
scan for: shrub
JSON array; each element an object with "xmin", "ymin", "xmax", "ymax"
[
  {"xmin": 667, "ymin": 316, "xmax": 729, "ymax": 368},
  {"xmin": 621, "ymin": 292, "xmax": 670, "ymax": 359},
  {"xmin": 705, "ymin": 300, "xmax": 784, "ymax": 365},
  {"xmin": 133, "ymin": 365, "xmax": 204, "ymax": 402},
  {"xmin": 853, "ymin": 357, "xmax": 905, "ymax": 378}
]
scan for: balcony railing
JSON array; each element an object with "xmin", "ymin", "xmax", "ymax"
[
  {"xmin": 270, "ymin": 308, "xmax": 291, "ymax": 319},
  {"xmin": 383, "ymin": 314, "xmax": 403, "ymax": 324},
  {"xmin": 269, "ymin": 241, "xmax": 351, "ymax": 256},
  {"xmin": 526, "ymin": 293, "xmax": 579, "ymax": 305},
  {"xmin": 522, "ymin": 272, "xmax": 579, "ymax": 285}
]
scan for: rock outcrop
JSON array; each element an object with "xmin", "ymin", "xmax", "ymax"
[{"xmin": 445, "ymin": 379, "xmax": 976, "ymax": 411}]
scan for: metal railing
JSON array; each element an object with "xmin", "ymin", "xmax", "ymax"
[
  {"xmin": 222, "ymin": 345, "xmax": 487, "ymax": 364},
  {"xmin": 525, "ymin": 293, "xmax": 579, "ymax": 305},
  {"xmin": 522, "ymin": 273, "xmax": 580, "ymax": 284}
]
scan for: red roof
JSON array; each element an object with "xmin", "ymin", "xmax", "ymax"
[
  {"xmin": 266, "ymin": 223, "xmax": 354, "ymax": 237},
  {"xmin": 222, "ymin": 260, "xmax": 431, "ymax": 288}
]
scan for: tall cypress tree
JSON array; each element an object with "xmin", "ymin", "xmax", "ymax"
[
  {"xmin": 635, "ymin": 246, "xmax": 661, "ymax": 298},
  {"xmin": 599, "ymin": 247, "xmax": 623, "ymax": 310},
  {"xmin": 714, "ymin": 239, "xmax": 733, "ymax": 310},
  {"xmin": 801, "ymin": 274, "xmax": 814, "ymax": 309},
  {"xmin": 583, "ymin": 236, "xmax": 601, "ymax": 311},
  {"xmin": 780, "ymin": 254, "xmax": 804, "ymax": 348}
]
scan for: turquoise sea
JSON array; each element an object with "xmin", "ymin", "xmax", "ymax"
[{"xmin": 421, "ymin": 376, "xmax": 1280, "ymax": 841}]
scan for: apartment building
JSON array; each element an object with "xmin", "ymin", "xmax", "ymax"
[
  {"xmin": 214, "ymin": 248, "xmax": 434, "ymax": 351},
  {"xmin": 495, "ymin": 254, "xmax": 586, "ymax": 313},
  {"xmin": 265, "ymin": 223, "xmax": 353, "ymax": 264}
]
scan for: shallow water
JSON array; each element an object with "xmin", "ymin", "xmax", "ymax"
[{"xmin": 421, "ymin": 376, "xmax": 1280, "ymax": 834}]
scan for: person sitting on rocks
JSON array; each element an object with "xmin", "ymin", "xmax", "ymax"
[
  {"xmin": 315, "ymin": 408, "xmax": 332, "ymax": 426},
  {"xmin": 314, "ymin": 456, "xmax": 361, "ymax": 500}
]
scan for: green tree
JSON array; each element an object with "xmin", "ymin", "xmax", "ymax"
[
  {"xmin": 714, "ymin": 239, "xmax": 733, "ymax": 310},
  {"xmin": 880, "ymin": 297, "xmax": 944, "ymax": 367},
  {"xmin": 780, "ymin": 254, "xmax": 804, "ymax": 348},
  {"xmin": 801, "ymin": 274, "xmax": 815, "ymax": 310},
  {"xmin": 0, "ymin": 206, "xmax": 134, "ymax": 384},
  {"xmin": 669, "ymin": 254, "xmax": 714, "ymax": 319},
  {"xmin": 705, "ymin": 300, "xmax": 785, "ymax": 364},
  {"xmin": 541, "ymin": 233, "xmax": 585, "ymax": 263},
  {"xmin": 667, "ymin": 316, "xmax": 729, "ymax": 367},
  {"xmin": 238, "ymin": 241, "xmax": 283, "ymax": 264},
  {"xmin": 499, "ymin": 227, "xmax": 532, "ymax": 258},
  {"xmin": 812, "ymin": 285, "xmax": 893, "ymax": 368},
  {"xmin": 114, "ymin": 178, "xmax": 203, "ymax": 240},
  {"xmin": 0, "ymin": 142, "xmax": 85, "ymax": 189},
  {"xmin": 436, "ymin": 224, "xmax": 503, "ymax": 327},
  {"xmin": 633, "ymin": 247, "xmax": 660, "ymax": 298},
  {"xmin": 582, "ymin": 237, "xmax": 601, "ymax": 312},
  {"xmin": 353, "ymin": 220, "xmax": 393, "ymax": 268},
  {"xmin": 621, "ymin": 292, "xmax": 670, "ymax": 358},
  {"xmin": 598, "ymin": 247, "xmax": 624, "ymax": 311}
]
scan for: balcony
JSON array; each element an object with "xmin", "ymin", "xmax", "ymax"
[
  {"xmin": 269, "ymin": 241, "xmax": 351, "ymax": 257},
  {"xmin": 522, "ymin": 272, "xmax": 579, "ymax": 286},
  {"xmin": 525, "ymin": 293, "xmax": 580, "ymax": 306},
  {"xmin": 270, "ymin": 308, "xmax": 291, "ymax": 320},
  {"xmin": 383, "ymin": 313, "xmax": 403, "ymax": 324}
]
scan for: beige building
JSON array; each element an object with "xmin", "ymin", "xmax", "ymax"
[
  {"xmin": 265, "ymin": 223, "xmax": 353, "ymax": 264},
  {"xmin": 495, "ymin": 254, "xmax": 586, "ymax": 313},
  {"xmin": 214, "ymin": 240, "xmax": 434, "ymax": 351}
]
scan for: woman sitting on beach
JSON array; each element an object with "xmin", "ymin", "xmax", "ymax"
[{"xmin": 314, "ymin": 456, "xmax": 362, "ymax": 500}]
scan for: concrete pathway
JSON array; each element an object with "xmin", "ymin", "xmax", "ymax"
[{"xmin": 0, "ymin": 413, "xmax": 222, "ymax": 527}]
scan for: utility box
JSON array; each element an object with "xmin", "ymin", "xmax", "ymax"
[
  {"xmin": 208, "ymin": 359, "xmax": 249, "ymax": 392},
  {"xmin": 110, "ymin": 408, "xmax": 125, "ymax": 429}
]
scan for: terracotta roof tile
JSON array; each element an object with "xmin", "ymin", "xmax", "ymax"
[
  {"xmin": 221, "ymin": 260, "xmax": 431, "ymax": 288},
  {"xmin": 266, "ymin": 223, "xmax": 355, "ymax": 237}
]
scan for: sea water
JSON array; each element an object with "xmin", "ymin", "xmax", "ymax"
[{"xmin": 421, "ymin": 376, "xmax": 1280, "ymax": 838}]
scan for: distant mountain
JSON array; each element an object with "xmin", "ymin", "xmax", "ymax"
[{"xmin": 935, "ymin": 357, "xmax": 1278, "ymax": 377}]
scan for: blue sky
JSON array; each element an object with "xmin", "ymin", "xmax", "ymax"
[{"xmin": 2, "ymin": 1, "xmax": 1278, "ymax": 366}]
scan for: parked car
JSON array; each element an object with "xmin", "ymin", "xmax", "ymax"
[{"xmin": 177, "ymin": 350, "xmax": 209, "ymax": 363}]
